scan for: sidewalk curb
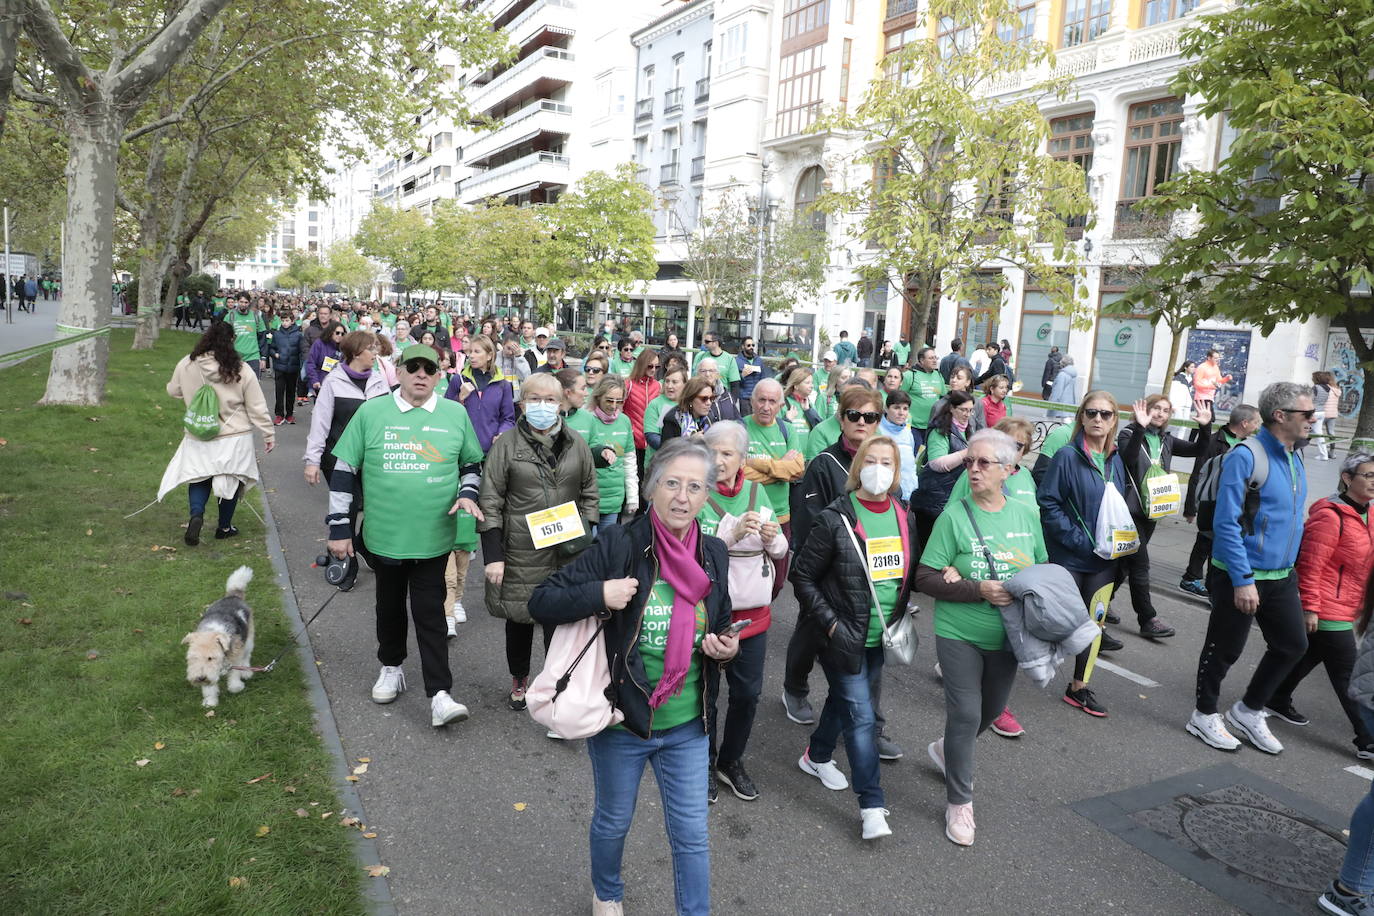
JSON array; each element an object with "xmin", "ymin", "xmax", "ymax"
[{"xmin": 257, "ymin": 489, "xmax": 398, "ymax": 916}]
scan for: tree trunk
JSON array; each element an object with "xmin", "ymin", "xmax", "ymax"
[
  {"xmin": 906, "ymin": 277, "xmax": 933, "ymax": 356},
  {"xmin": 1165, "ymin": 324, "xmax": 1183, "ymax": 392},
  {"xmin": 1343, "ymin": 308, "xmax": 1374, "ymax": 450},
  {"xmin": 41, "ymin": 111, "xmax": 117, "ymax": 406}
]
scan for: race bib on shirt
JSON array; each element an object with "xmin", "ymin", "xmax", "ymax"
[
  {"xmin": 321, "ymin": 355, "xmax": 339, "ymax": 375},
  {"xmin": 526, "ymin": 501, "xmax": 585, "ymax": 550},
  {"xmin": 1145, "ymin": 472, "xmax": 1181, "ymax": 520},
  {"xmin": 866, "ymin": 536, "xmax": 905, "ymax": 581}
]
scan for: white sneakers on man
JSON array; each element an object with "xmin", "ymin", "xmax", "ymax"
[
  {"xmin": 798, "ymin": 749, "xmax": 849, "ymax": 790},
  {"xmin": 1186, "ymin": 709, "xmax": 1241, "ymax": 751},
  {"xmin": 371, "ymin": 665, "xmax": 405, "ymax": 703},
  {"xmin": 861, "ymin": 807, "xmax": 892, "ymax": 840},
  {"xmin": 430, "ymin": 691, "xmax": 470, "ymax": 727},
  {"xmin": 1225, "ymin": 701, "xmax": 1283, "ymax": 753}
]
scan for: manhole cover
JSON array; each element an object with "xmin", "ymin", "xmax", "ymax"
[{"xmin": 1178, "ymin": 796, "xmax": 1346, "ymax": 889}]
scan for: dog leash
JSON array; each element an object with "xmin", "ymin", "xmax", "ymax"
[{"xmin": 232, "ymin": 587, "xmax": 342, "ymax": 674}]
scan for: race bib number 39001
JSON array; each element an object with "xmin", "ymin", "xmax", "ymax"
[
  {"xmin": 526, "ymin": 501, "xmax": 585, "ymax": 550},
  {"xmin": 866, "ymin": 536, "xmax": 905, "ymax": 581}
]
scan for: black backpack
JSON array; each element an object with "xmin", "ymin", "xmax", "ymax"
[{"xmin": 1194, "ymin": 438, "xmax": 1269, "ymax": 537}]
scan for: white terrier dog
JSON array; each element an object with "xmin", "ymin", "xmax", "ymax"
[{"xmin": 182, "ymin": 566, "xmax": 255, "ymax": 707}]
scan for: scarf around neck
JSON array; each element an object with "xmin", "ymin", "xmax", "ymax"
[
  {"xmin": 593, "ymin": 405, "xmax": 620, "ymax": 425},
  {"xmin": 716, "ymin": 469, "xmax": 744, "ymax": 498},
  {"xmin": 647, "ymin": 508, "xmax": 711, "ymax": 709}
]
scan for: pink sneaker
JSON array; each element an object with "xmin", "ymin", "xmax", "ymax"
[{"xmin": 991, "ymin": 708, "xmax": 1025, "ymax": 738}]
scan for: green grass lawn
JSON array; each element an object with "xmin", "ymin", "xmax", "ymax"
[{"xmin": 0, "ymin": 331, "xmax": 366, "ymax": 915}]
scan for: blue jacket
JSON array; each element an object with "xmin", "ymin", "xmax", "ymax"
[
  {"xmin": 736, "ymin": 355, "xmax": 770, "ymax": 401},
  {"xmin": 1036, "ymin": 430, "xmax": 1129, "ymax": 574},
  {"xmin": 267, "ymin": 323, "xmax": 303, "ymax": 374},
  {"xmin": 1211, "ymin": 426, "xmax": 1306, "ymax": 586}
]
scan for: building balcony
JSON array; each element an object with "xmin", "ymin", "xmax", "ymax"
[
  {"xmin": 886, "ymin": 0, "xmax": 918, "ymax": 18},
  {"xmin": 660, "ymin": 161, "xmax": 680, "ymax": 186},
  {"xmin": 470, "ymin": 46, "xmax": 574, "ymax": 116},
  {"xmin": 635, "ymin": 97, "xmax": 653, "ymax": 121},
  {"xmin": 664, "ymin": 87, "xmax": 683, "ymax": 115},
  {"xmin": 508, "ymin": 0, "xmax": 576, "ymax": 52},
  {"xmin": 464, "ymin": 99, "xmax": 573, "ymax": 167},
  {"xmin": 695, "ymin": 77, "xmax": 710, "ymax": 104},
  {"xmin": 459, "ymin": 150, "xmax": 570, "ymax": 203},
  {"xmin": 690, "ymin": 156, "xmax": 704, "ymax": 182}
]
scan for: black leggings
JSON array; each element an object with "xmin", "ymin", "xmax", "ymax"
[
  {"xmin": 506, "ymin": 619, "xmax": 556, "ymax": 680},
  {"xmin": 1068, "ymin": 566, "xmax": 1118, "ymax": 682},
  {"xmin": 1194, "ymin": 566, "xmax": 1306, "ymax": 715},
  {"xmin": 1111, "ymin": 517, "xmax": 1158, "ymax": 625},
  {"xmin": 273, "ymin": 370, "xmax": 295, "ymax": 418},
  {"xmin": 1271, "ymin": 627, "xmax": 1374, "ymax": 746}
]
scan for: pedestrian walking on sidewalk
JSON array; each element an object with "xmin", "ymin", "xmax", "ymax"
[{"xmin": 1187, "ymin": 382, "xmax": 1313, "ymax": 754}]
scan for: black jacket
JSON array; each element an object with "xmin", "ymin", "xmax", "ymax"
[
  {"xmin": 875, "ymin": 350, "xmax": 900, "ymax": 370},
  {"xmin": 528, "ymin": 514, "xmax": 731, "ymax": 740},
  {"xmin": 789, "ymin": 441, "xmax": 852, "ymax": 553},
  {"xmin": 1116, "ymin": 420, "xmax": 1211, "ymax": 520},
  {"xmin": 1041, "ymin": 354, "xmax": 1062, "ymax": 388},
  {"xmin": 976, "ymin": 355, "xmax": 1009, "ymax": 385},
  {"xmin": 790, "ymin": 494, "xmax": 914, "ymax": 675},
  {"xmin": 1184, "ymin": 425, "xmax": 1239, "ymax": 519},
  {"xmin": 413, "ymin": 321, "xmax": 451, "ymax": 349}
]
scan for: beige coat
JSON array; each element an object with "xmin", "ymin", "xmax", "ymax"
[{"xmin": 167, "ymin": 353, "xmax": 275, "ymax": 447}]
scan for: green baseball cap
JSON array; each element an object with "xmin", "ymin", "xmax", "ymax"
[{"xmin": 400, "ymin": 344, "xmax": 440, "ymax": 369}]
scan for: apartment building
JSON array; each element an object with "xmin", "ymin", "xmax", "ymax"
[{"xmin": 204, "ymin": 197, "xmax": 322, "ymax": 290}]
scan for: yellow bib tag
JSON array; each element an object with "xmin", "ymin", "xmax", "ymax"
[
  {"xmin": 526, "ymin": 501, "xmax": 585, "ymax": 550},
  {"xmin": 1108, "ymin": 527, "xmax": 1140, "ymax": 559},
  {"xmin": 1145, "ymin": 472, "xmax": 1181, "ymax": 520},
  {"xmin": 866, "ymin": 535, "xmax": 905, "ymax": 581},
  {"xmin": 321, "ymin": 355, "xmax": 339, "ymax": 375}
]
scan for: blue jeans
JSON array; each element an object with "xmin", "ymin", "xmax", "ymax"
[
  {"xmin": 586, "ymin": 721, "xmax": 710, "ymax": 915},
  {"xmin": 1340, "ymin": 707, "xmax": 1374, "ymax": 893},
  {"xmin": 594, "ymin": 512, "xmax": 620, "ymax": 538},
  {"xmin": 808, "ymin": 645, "xmax": 885, "ymax": 809},
  {"xmin": 188, "ymin": 479, "xmax": 242, "ymax": 530}
]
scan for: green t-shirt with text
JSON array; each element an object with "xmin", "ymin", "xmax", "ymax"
[
  {"xmin": 903, "ymin": 369, "xmax": 946, "ymax": 430},
  {"xmin": 582, "ymin": 414, "xmax": 635, "ymax": 514},
  {"xmin": 229, "ymin": 309, "xmax": 265, "ymax": 362},
  {"xmin": 634, "ymin": 579, "xmax": 706, "ymax": 731},
  {"xmin": 920, "ymin": 497, "xmax": 1047, "ymax": 650},
  {"xmin": 330, "ymin": 394, "xmax": 484, "ymax": 559},
  {"xmin": 745, "ymin": 416, "xmax": 791, "ymax": 519}
]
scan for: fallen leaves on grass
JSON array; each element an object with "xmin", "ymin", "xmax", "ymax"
[
  {"xmin": 364, "ymin": 865, "xmax": 390, "ymax": 878},
  {"xmin": 17, "ymin": 618, "xmax": 31, "ymax": 625},
  {"xmin": 204, "ymin": 710, "xmax": 215, "ymax": 717},
  {"xmin": 255, "ymin": 825, "xmax": 270, "ymax": 838},
  {"xmin": 171, "ymin": 788, "xmax": 187, "ymax": 797},
  {"xmin": 86, "ymin": 650, "xmax": 99, "ymax": 660},
  {"xmin": 340, "ymin": 816, "xmax": 361, "ymax": 828},
  {"xmin": 320, "ymin": 811, "xmax": 333, "ymax": 819},
  {"xmin": 295, "ymin": 808, "xmax": 308, "ymax": 818},
  {"xmin": 86, "ymin": 529, "xmax": 92, "ymax": 536},
  {"xmin": 283, "ymin": 785, "xmax": 297, "ymax": 793},
  {"xmin": 245, "ymin": 772, "xmax": 272, "ymax": 784},
  {"xmin": 228, "ymin": 876, "xmax": 247, "ymax": 889},
  {"xmin": 134, "ymin": 759, "xmax": 150, "ymax": 767}
]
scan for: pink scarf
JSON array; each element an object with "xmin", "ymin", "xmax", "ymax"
[
  {"xmin": 593, "ymin": 405, "xmax": 620, "ymax": 424},
  {"xmin": 647, "ymin": 508, "xmax": 710, "ymax": 708}
]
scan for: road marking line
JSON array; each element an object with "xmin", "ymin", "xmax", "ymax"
[
  {"xmin": 1346, "ymin": 766, "xmax": 1374, "ymax": 781},
  {"xmin": 1095, "ymin": 659, "xmax": 1162, "ymax": 688}
]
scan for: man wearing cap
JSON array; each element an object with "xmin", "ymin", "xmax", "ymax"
[
  {"xmin": 524, "ymin": 327, "xmax": 551, "ymax": 371},
  {"xmin": 531, "ymin": 337, "xmax": 568, "ymax": 374},
  {"xmin": 326, "ymin": 344, "xmax": 485, "ymax": 729}
]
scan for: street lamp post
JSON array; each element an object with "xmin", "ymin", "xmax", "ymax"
[{"xmin": 749, "ymin": 162, "xmax": 782, "ymax": 346}]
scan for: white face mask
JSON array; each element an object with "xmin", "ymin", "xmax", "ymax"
[{"xmin": 859, "ymin": 464, "xmax": 894, "ymax": 495}]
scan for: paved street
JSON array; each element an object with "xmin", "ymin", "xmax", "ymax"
[{"xmin": 252, "ymin": 381, "xmax": 1362, "ymax": 915}]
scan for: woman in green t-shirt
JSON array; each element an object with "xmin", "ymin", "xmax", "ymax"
[
  {"xmin": 584, "ymin": 377, "xmax": 638, "ymax": 534},
  {"xmin": 643, "ymin": 363, "xmax": 687, "ymax": 465},
  {"xmin": 791, "ymin": 435, "xmax": 914, "ymax": 842},
  {"xmin": 915, "ymin": 428, "xmax": 1048, "ymax": 848}
]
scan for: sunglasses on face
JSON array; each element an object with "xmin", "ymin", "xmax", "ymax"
[
  {"xmin": 587, "ymin": 366, "xmax": 604, "ymax": 374},
  {"xmin": 844, "ymin": 409, "xmax": 881, "ymax": 424},
  {"xmin": 694, "ymin": 393, "xmax": 713, "ymax": 402},
  {"xmin": 1280, "ymin": 408, "xmax": 1316, "ymax": 420},
  {"xmin": 1082, "ymin": 408, "xmax": 1115, "ymax": 420},
  {"xmin": 962, "ymin": 456, "xmax": 1003, "ymax": 471},
  {"xmin": 403, "ymin": 359, "xmax": 438, "ymax": 375}
]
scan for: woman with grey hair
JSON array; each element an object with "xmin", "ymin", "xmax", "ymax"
[
  {"xmin": 915, "ymin": 428, "xmax": 1049, "ymax": 847},
  {"xmin": 1265, "ymin": 451, "xmax": 1374, "ymax": 758},
  {"xmin": 700, "ymin": 421, "xmax": 788, "ymax": 803},
  {"xmin": 529, "ymin": 437, "xmax": 737, "ymax": 916}
]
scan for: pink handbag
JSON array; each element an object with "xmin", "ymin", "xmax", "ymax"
[{"xmin": 527, "ymin": 615, "xmax": 625, "ymax": 739}]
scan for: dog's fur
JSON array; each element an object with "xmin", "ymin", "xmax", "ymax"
[{"xmin": 183, "ymin": 566, "xmax": 255, "ymax": 707}]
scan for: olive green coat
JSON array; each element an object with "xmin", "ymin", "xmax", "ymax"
[{"xmin": 477, "ymin": 418, "xmax": 600, "ymax": 624}]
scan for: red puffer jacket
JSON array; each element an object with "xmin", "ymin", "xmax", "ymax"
[
  {"xmin": 625, "ymin": 375, "xmax": 660, "ymax": 450},
  {"xmin": 1296, "ymin": 496, "xmax": 1374, "ymax": 623}
]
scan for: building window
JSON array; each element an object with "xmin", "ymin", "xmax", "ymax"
[
  {"xmin": 641, "ymin": 65, "xmax": 654, "ymax": 101},
  {"xmin": 702, "ymin": 40, "xmax": 712, "ymax": 78},
  {"xmin": 997, "ymin": 1, "xmax": 1036, "ymax": 45},
  {"xmin": 937, "ymin": 15, "xmax": 973, "ymax": 59},
  {"xmin": 884, "ymin": 25, "xmax": 919, "ymax": 82},
  {"xmin": 1120, "ymin": 97, "xmax": 1183, "ymax": 208},
  {"xmin": 672, "ymin": 53, "xmax": 683, "ymax": 89},
  {"xmin": 720, "ymin": 23, "xmax": 748, "ymax": 73},
  {"xmin": 775, "ymin": 43, "xmax": 825, "ymax": 137},
  {"xmin": 782, "ymin": 0, "xmax": 830, "ymax": 44},
  {"xmin": 838, "ymin": 39, "xmax": 852, "ymax": 106},
  {"xmin": 1062, "ymin": 0, "xmax": 1112, "ymax": 47},
  {"xmin": 308, "ymin": 226, "xmax": 319, "ymax": 237},
  {"xmin": 1049, "ymin": 112, "xmax": 1094, "ymax": 236},
  {"xmin": 308, "ymin": 211, "xmax": 318, "ymax": 222},
  {"xmin": 1143, "ymin": 0, "xmax": 1197, "ymax": 26},
  {"xmin": 794, "ymin": 165, "xmax": 826, "ymax": 231}
]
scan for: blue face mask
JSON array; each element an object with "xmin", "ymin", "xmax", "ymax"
[{"xmin": 525, "ymin": 402, "xmax": 560, "ymax": 430}]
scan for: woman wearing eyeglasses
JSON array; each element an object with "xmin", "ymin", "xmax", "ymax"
[
  {"xmin": 927, "ymin": 366, "xmax": 985, "ymax": 433},
  {"xmin": 911, "ymin": 390, "xmax": 975, "ymax": 550},
  {"xmin": 916, "ymin": 429, "xmax": 1047, "ymax": 846},
  {"xmin": 1037, "ymin": 391, "xmax": 1131, "ymax": 718},
  {"xmin": 791, "ymin": 434, "xmax": 913, "ymax": 841},
  {"xmin": 644, "ymin": 364, "xmax": 688, "ymax": 466},
  {"xmin": 570, "ymin": 376, "xmax": 638, "ymax": 535},
  {"xmin": 478, "ymin": 372, "xmax": 599, "ymax": 716},
  {"xmin": 661, "ymin": 378, "xmax": 718, "ymax": 443},
  {"xmin": 1264, "ymin": 452, "xmax": 1374, "ymax": 758},
  {"xmin": 626, "ymin": 350, "xmax": 662, "ymax": 485}
]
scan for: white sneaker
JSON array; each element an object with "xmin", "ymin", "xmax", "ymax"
[
  {"xmin": 451, "ymin": 601, "xmax": 466, "ymax": 624},
  {"xmin": 592, "ymin": 896, "xmax": 624, "ymax": 916},
  {"xmin": 546, "ymin": 729, "xmax": 564, "ymax": 740},
  {"xmin": 1226, "ymin": 701, "xmax": 1283, "ymax": 754},
  {"xmin": 430, "ymin": 690, "xmax": 470, "ymax": 727},
  {"xmin": 1186, "ymin": 709, "xmax": 1241, "ymax": 751},
  {"xmin": 934, "ymin": 661, "xmax": 943, "ymax": 679},
  {"xmin": 861, "ymin": 807, "xmax": 892, "ymax": 840},
  {"xmin": 445, "ymin": 615, "xmax": 458, "ymax": 639},
  {"xmin": 371, "ymin": 665, "xmax": 405, "ymax": 704},
  {"xmin": 798, "ymin": 749, "xmax": 848, "ymax": 790},
  {"xmin": 945, "ymin": 802, "xmax": 976, "ymax": 846},
  {"xmin": 927, "ymin": 739, "xmax": 947, "ymax": 776}
]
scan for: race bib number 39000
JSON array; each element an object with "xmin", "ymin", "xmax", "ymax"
[
  {"xmin": 866, "ymin": 536, "xmax": 905, "ymax": 581},
  {"xmin": 526, "ymin": 501, "xmax": 585, "ymax": 550}
]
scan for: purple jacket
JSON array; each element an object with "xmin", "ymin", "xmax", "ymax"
[
  {"xmin": 307, "ymin": 337, "xmax": 341, "ymax": 391},
  {"xmin": 444, "ymin": 365, "xmax": 515, "ymax": 453}
]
